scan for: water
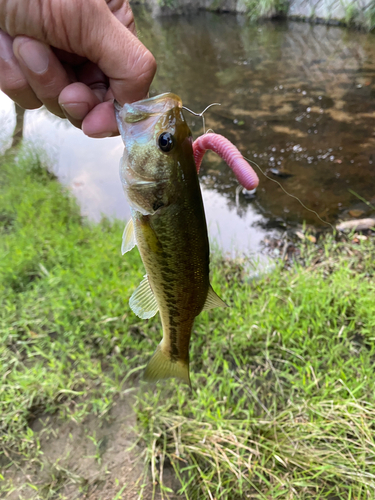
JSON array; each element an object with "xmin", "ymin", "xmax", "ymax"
[{"xmin": 1, "ymin": 9, "xmax": 374, "ymax": 255}]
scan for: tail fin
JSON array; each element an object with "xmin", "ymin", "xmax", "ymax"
[{"xmin": 143, "ymin": 343, "xmax": 191, "ymax": 387}]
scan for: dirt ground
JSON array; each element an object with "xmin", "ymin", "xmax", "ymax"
[{"xmin": 3, "ymin": 393, "xmax": 180, "ymax": 500}]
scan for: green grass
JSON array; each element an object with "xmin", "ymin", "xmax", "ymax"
[
  {"xmin": 244, "ymin": 0, "xmax": 288, "ymax": 21},
  {"xmin": 1, "ymin": 147, "xmax": 375, "ymax": 499}
]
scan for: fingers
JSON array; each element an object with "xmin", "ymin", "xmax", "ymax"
[
  {"xmin": 84, "ymin": 3, "xmax": 156, "ymax": 105},
  {"xmin": 0, "ymin": 0, "xmax": 156, "ymax": 137},
  {"xmin": 107, "ymin": 0, "xmax": 137, "ymax": 35},
  {"xmin": 76, "ymin": 61, "xmax": 109, "ymax": 103},
  {"xmin": 0, "ymin": 30, "xmax": 106, "ymax": 133},
  {"xmin": 81, "ymin": 101, "xmax": 119, "ymax": 138},
  {"xmin": 12, "ymin": 36, "xmax": 71, "ymax": 117},
  {"xmin": 60, "ymin": 85, "xmax": 118, "ymax": 138},
  {"xmin": 59, "ymin": 82, "xmax": 101, "ymax": 128},
  {"xmin": 0, "ymin": 30, "xmax": 42, "ymax": 109},
  {"xmin": 59, "ymin": 62, "xmax": 111, "ymax": 132}
]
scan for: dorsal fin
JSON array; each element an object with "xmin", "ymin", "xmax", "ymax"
[
  {"xmin": 129, "ymin": 275, "xmax": 159, "ymax": 319},
  {"xmin": 122, "ymin": 218, "xmax": 136, "ymax": 255},
  {"xmin": 202, "ymin": 285, "xmax": 228, "ymax": 311}
]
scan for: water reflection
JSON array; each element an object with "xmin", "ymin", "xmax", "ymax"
[
  {"xmin": 12, "ymin": 105, "xmax": 25, "ymax": 148},
  {"xmin": 138, "ymin": 9, "xmax": 375, "ymax": 225},
  {"xmin": 1, "ymin": 10, "xmax": 374, "ymax": 255}
]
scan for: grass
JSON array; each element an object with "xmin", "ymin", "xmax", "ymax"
[
  {"xmin": 137, "ymin": 236, "xmax": 375, "ymax": 498},
  {"xmin": 244, "ymin": 0, "xmax": 288, "ymax": 21},
  {"xmin": 1, "ymin": 146, "xmax": 375, "ymax": 499},
  {"xmin": 345, "ymin": 3, "xmax": 375, "ymax": 31}
]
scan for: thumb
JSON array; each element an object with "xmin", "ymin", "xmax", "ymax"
[{"xmin": 79, "ymin": 1, "xmax": 156, "ymax": 104}]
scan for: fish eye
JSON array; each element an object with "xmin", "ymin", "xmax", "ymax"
[{"xmin": 158, "ymin": 132, "xmax": 174, "ymax": 153}]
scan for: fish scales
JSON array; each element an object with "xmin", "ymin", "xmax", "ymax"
[
  {"xmin": 133, "ymin": 178, "xmax": 209, "ymax": 362},
  {"xmin": 116, "ymin": 93, "xmax": 227, "ymax": 385}
]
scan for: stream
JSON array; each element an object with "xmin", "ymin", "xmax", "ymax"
[{"xmin": 1, "ymin": 7, "xmax": 374, "ymax": 257}]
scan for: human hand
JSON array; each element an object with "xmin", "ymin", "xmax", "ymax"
[{"xmin": 0, "ymin": 0, "xmax": 156, "ymax": 137}]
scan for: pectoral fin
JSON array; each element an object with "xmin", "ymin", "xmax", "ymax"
[
  {"xmin": 122, "ymin": 219, "xmax": 136, "ymax": 255},
  {"xmin": 129, "ymin": 275, "xmax": 159, "ymax": 319},
  {"xmin": 202, "ymin": 285, "xmax": 228, "ymax": 311}
]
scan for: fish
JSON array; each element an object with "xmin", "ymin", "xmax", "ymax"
[{"xmin": 115, "ymin": 93, "xmax": 228, "ymax": 386}]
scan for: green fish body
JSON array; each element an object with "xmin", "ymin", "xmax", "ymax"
[{"xmin": 116, "ymin": 93, "xmax": 226, "ymax": 386}]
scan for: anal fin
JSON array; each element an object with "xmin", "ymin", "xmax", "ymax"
[
  {"xmin": 129, "ymin": 275, "xmax": 159, "ymax": 319},
  {"xmin": 144, "ymin": 343, "xmax": 191, "ymax": 387},
  {"xmin": 202, "ymin": 284, "xmax": 228, "ymax": 311},
  {"xmin": 122, "ymin": 218, "xmax": 136, "ymax": 255}
]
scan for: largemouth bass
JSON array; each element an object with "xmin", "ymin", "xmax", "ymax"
[{"xmin": 116, "ymin": 93, "xmax": 227, "ymax": 386}]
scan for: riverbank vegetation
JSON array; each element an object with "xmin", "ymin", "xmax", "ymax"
[
  {"xmin": 138, "ymin": 0, "xmax": 375, "ymax": 31},
  {"xmin": 1, "ymin": 148, "xmax": 375, "ymax": 499}
]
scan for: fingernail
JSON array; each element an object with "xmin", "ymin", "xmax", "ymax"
[
  {"xmin": 61, "ymin": 103, "xmax": 90, "ymax": 121},
  {"xmin": 88, "ymin": 132, "xmax": 112, "ymax": 139},
  {"xmin": 16, "ymin": 39, "xmax": 49, "ymax": 74},
  {"xmin": 0, "ymin": 30, "xmax": 15, "ymax": 63}
]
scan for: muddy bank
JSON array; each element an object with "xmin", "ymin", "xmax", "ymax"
[{"xmin": 3, "ymin": 393, "xmax": 181, "ymax": 500}]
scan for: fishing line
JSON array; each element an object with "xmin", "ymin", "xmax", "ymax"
[
  {"xmin": 184, "ymin": 103, "xmax": 334, "ymax": 229},
  {"xmin": 182, "ymin": 103, "xmax": 221, "ymax": 134},
  {"xmin": 348, "ymin": 188, "xmax": 375, "ymax": 210},
  {"xmin": 242, "ymin": 155, "xmax": 335, "ymax": 230}
]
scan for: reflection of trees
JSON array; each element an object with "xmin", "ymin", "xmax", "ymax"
[
  {"xmin": 10, "ymin": 102, "xmax": 74, "ymax": 149},
  {"xmin": 11, "ymin": 104, "xmax": 25, "ymax": 147}
]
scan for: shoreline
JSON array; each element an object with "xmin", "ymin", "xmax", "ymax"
[
  {"xmin": 1, "ymin": 146, "xmax": 375, "ymax": 499},
  {"xmin": 131, "ymin": 0, "xmax": 375, "ymax": 31}
]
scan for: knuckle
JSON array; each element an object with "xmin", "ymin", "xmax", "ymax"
[
  {"xmin": 134, "ymin": 48, "xmax": 157, "ymax": 86},
  {"xmin": 122, "ymin": 5, "xmax": 136, "ymax": 30},
  {"xmin": 106, "ymin": 1, "xmax": 136, "ymax": 32},
  {"xmin": 36, "ymin": 79, "xmax": 62, "ymax": 99},
  {"xmin": 0, "ymin": 75, "xmax": 29, "ymax": 97}
]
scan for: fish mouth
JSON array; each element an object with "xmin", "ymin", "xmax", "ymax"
[
  {"xmin": 115, "ymin": 93, "xmax": 182, "ymax": 124},
  {"xmin": 114, "ymin": 100, "xmax": 123, "ymax": 112},
  {"xmin": 129, "ymin": 92, "xmax": 182, "ymax": 108},
  {"xmin": 115, "ymin": 93, "xmax": 184, "ymax": 143}
]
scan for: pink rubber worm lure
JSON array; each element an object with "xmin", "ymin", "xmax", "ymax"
[{"xmin": 192, "ymin": 133, "xmax": 259, "ymax": 190}]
